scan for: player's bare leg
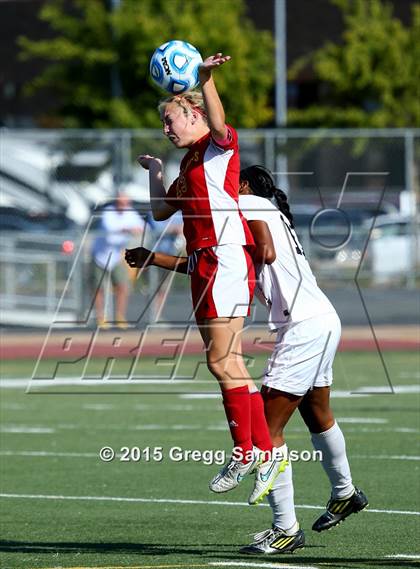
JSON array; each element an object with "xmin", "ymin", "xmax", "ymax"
[
  {"xmin": 199, "ymin": 318, "xmax": 280, "ymax": 500},
  {"xmin": 241, "ymin": 386, "xmax": 304, "ymax": 553},
  {"xmin": 198, "ymin": 318, "xmax": 258, "ymax": 492},
  {"xmin": 197, "ymin": 316, "xmax": 252, "ymax": 390},
  {"xmin": 261, "ymin": 386, "xmax": 303, "ymax": 447},
  {"xmin": 261, "ymin": 386, "xmax": 303, "ymax": 527},
  {"xmin": 298, "ymin": 385, "xmax": 334, "ymax": 433},
  {"xmin": 299, "ymin": 387, "xmax": 368, "ymax": 531}
]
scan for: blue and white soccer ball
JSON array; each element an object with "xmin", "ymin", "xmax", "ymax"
[{"xmin": 149, "ymin": 40, "xmax": 203, "ymax": 94}]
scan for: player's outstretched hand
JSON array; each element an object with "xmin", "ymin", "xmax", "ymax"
[
  {"xmin": 199, "ymin": 53, "xmax": 231, "ymax": 76},
  {"xmin": 137, "ymin": 155, "xmax": 162, "ymax": 170},
  {"xmin": 125, "ymin": 247, "xmax": 154, "ymax": 268}
]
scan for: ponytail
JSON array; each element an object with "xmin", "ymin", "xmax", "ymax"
[
  {"xmin": 240, "ymin": 165, "xmax": 294, "ymax": 227},
  {"xmin": 272, "ymin": 188, "xmax": 294, "ymax": 227}
]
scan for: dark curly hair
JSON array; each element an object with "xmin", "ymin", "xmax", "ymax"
[{"xmin": 240, "ymin": 165, "xmax": 294, "ymax": 227}]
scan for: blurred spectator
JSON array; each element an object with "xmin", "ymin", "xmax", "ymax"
[
  {"xmin": 92, "ymin": 193, "xmax": 145, "ymax": 328},
  {"xmin": 147, "ymin": 211, "xmax": 184, "ymax": 320}
]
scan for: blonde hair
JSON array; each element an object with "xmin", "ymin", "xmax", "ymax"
[{"xmin": 158, "ymin": 91, "xmax": 207, "ymax": 122}]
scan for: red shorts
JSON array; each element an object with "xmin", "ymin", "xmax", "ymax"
[{"xmin": 188, "ymin": 244, "xmax": 255, "ymax": 321}]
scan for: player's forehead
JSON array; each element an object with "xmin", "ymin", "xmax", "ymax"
[{"xmin": 160, "ymin": 103, "xmax": 184, "ymax": 122}]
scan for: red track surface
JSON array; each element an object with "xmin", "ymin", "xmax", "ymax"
[{"xmin": 1, "ymin": 326, "xmax": 418, "ymax": 360}]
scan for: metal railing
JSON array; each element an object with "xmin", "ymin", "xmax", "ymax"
[{"xmin": 1, "ymin": 127, "xmax": 418, "ymax": 326}]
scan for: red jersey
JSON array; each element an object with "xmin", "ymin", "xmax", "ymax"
[{"xmin": 165, "ymin": 125, "xmax": 254, "ymax": 255}]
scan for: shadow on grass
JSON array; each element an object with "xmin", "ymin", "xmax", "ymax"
[
  {"xmin": 0, "ymin": 541, "xmax": 201, "ymax": 555},
  {"xmin": 0, "ymin": 539, "xmax": 322, "ymax": 557},
  {"xmin": 1, "ymin": 541, "xmax": 417, "ymax": 568}
]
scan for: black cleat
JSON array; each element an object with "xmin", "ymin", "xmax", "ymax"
[
  {"xmin": 240, "ymin": 526, "xmax": 305, "ymax": 555},
  {"xmin": 312, "ymin": 487, "xmax": 368, "ymax": 532}
]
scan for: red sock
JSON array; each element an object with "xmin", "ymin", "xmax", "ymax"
[
  {"xmin": 250, "ymin": 391, "xmax": 273, "ymax": 452},
  {"xmin": 222, "ymin": 385, "xmax": 253, "ymax": 463}
]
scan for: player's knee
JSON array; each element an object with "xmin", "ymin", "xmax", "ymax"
[
  {"xmin": 206, "ymin": 358, "xmax": 225, "ymax": 380},
  {"xmin": 305, "ymin": 410, "xmax": 334, "ymax": 433}
]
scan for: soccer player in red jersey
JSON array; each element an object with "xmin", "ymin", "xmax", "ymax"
[{"xmin": 135, "ymin": 53, "xmax": 283, "ymax": 505}]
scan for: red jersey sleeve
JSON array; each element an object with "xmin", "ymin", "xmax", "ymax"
[
  {"xmin": 211, "ymin": 125, "xmax": 238, "ymax": 151},
  {"xmin": 165, "ymin": 177, "xmax": 179, "ymax": 208}
]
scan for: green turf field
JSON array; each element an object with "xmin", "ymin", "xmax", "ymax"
[{"xmin": 1, "ymin": 351, "xmax": 419, "ymax": 569}]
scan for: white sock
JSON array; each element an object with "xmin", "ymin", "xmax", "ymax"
[
  {"xmin": 311, "ymin": 422, "xmax": 355, "ymax": 499},
  {"xmin": 267, "ymin": 445, "xmax": 298, "ymax": 533}
]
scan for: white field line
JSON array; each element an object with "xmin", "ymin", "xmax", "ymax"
[
  {"xmin": 180, "ymin": 394, "xmax": 221, "ymax": 399},
  {"xmin": 1, "ymin": 449, "xmax": 419, "ymax": 461},
  {"xmin": 1, "ymin": 423, "xmax": 419, "ymax": 435},
  {"xmin": 0, "ymin": 450, "xmax": 98, "ymax": 458},
  {"xmin": 354, "ymin": 385, "xmax": 420, "ymax": 394},
  {"xmin": 352, "ymin": 454, "xmax": 420, "ymax": 460},
  {"xmin": 385, "ymin": 554, "xmax": 420, "ymax": 559},
  {"xmin": 0, "ymin": 378, "xmax": 215, "ymax": 388},
  {"xmin": 2, "ymin": 378, "xmax": 420, "ymax": 396},
  {"xmin": 0, "ymin": 427, "xmax": 55, "ymax": 434},
  {"xmin": 331, "ymin": 385, "xmax": 420, "ymax": 397},
  {"xmin": 335, "ymin": 417, "xmax": 388, "ymax": 423},
  {"xmin": 0, "ymin": 492, "xmax": 419, "ymax": 516},
  {"xmin": 82, "ymin": 404, "xmax": 116, "ymax": 411},
  {"xmin": 0, "ymin": 423, "xmax": 226, "ymax": 432},
  {"xmin": 210, "ymin": 563, "xmax": 319, "ymax": 569}
]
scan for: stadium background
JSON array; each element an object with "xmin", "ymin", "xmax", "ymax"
[{"xmin": 0, "ymin": 1, "xmax": 419, "ymax": 568}]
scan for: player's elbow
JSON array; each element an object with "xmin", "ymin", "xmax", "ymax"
[
  {"xmin": 254, "ymin": 246, "xmax": 276, "ymax": 265},
  {"xmin": 211, "ymin": 124, "xmax": 228, "ymax": 142},
  {"xmin": 152, "ymin": 212, "xmax": 166, "ymax": 221},
  {"xmin": 152, "ymin": 209, "xmax": 171, "ymax": 222},
  {"xmin": 265, "ymin": 249, "xmax": 276, "ymax": 264},
  {"xmin": 263, "ymin": 248, "xmax": 276, "ymax": 265}
]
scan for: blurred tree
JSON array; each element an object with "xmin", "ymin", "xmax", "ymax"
[
  {"xmin": 18, "ymin": 0, "xmax": 274, "ymax": 128},
  {"xmin": 288, "ymin": 0, "xmax": 420, "ymax": 127}
]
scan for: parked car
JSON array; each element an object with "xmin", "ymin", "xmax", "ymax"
[
  {"xmin": 292, "ymin": 202, "xmax": 397, "ymax": 234},
  {"xmin": 0, "ymin": 206, "xmax": 79, "ymax": 256},
  {"xmin": 290, "ymin": 202, "xmax": 400, "ymax": 264},
  {"xmin": 335, "ymin": 214, "xmax": 420, "ymax": 277}
]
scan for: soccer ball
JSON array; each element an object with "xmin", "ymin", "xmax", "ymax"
[{"xmin": 149, "ymin": 40, "xmax": 203, "ymax": 94}]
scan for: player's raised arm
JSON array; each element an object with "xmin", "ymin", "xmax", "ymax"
[
  {"xmin": 199, "ymin": 53, "xmax": 231, "ymax": 142},
  {"xmin": 137, "ymin": 154, "xmax": 178, "ymax": 221}
]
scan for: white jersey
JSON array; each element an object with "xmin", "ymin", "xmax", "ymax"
[{"xmin": 239, "ymin": 194, "xmax": 336, "ymax": 330}]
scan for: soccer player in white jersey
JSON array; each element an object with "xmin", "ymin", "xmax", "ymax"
[
  {"xmin": 237, "ymin": 165, "xmax": 368, "ymax": 555},
  {"xmin": 127, "ymin": 164, "xmax": 368, "ymax": 555}
]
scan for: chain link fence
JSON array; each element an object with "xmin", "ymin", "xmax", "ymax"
[{"xmin": 1, "ymin": 128, "xmax": 419, "ymax": 327}]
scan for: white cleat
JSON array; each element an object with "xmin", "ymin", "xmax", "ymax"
[
  {"xmin": 248, "ymin": 448, "xmax": 288, "ymax": 505},
  {"xmin": 209, "ymin": 455, "xmax": 258, "ymax": 493}
]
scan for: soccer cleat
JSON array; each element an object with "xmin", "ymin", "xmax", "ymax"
[
  {"xmin": 312, "ymin": 487, "xmax": 368, "ymax": 532},
  {"xmin": 240, "ymin": 526, "xmax": 305, "ymax": 555},
  {"xmin": 248, "ymin": 451, "xmax": 288, "ymax": 505},
  {"xmin": 209, "ymin": 455, "xmax": 257, "ymax": 493}
]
